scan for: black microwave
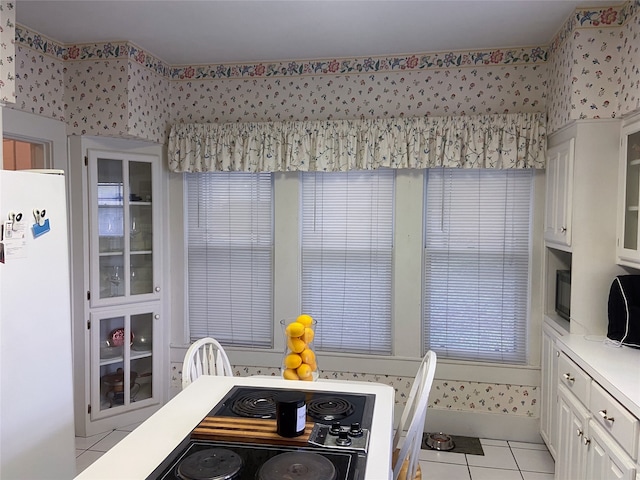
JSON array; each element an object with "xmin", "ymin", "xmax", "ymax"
[{"xmin": 556, "ymin": 270, "xmax": 571, "ymax": 321}]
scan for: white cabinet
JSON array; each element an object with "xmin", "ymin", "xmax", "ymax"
[
  {"xmin": 544, "ymin": 120, "xmax": 623, "ymax": 337},
  {"xmin": 90, "ymin": 304, "xmax": 160, "ymax": 420},
  {"xmin": 618, "ymin": 117, "xmax": 640, "ymax": 266},
  {"xmin": 69, "ymin": 136, "xmax": 165, "ymax": 437},
  {"xmin": 555, "ymin": 351, "xmax": 637, "ymax": 480},
  {"xmin": 540, "ymin": 322, "xmax": 563, "ymax": 459},
  {"xmin": 544, "ymin": 138, "xmax": 575, "ymax": 248},
  {"xmin": 87, "ymin": 149, "xmax": 161, "ymax": 306},
  {"xmin": 557, "ymin": 384, "xmax": 590, "ymax": 480},
  {"xmin": 585, "ymin": 420, "xmax": 636, "ymax": 480}
]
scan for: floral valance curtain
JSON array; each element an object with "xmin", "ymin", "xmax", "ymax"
[{"xmin": 168, "ymin": 112, "xmax": 546, "ymax": 173}]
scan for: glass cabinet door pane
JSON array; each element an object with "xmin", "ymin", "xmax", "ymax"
[
  {"xmin": 624, "ymin": 131, "xmax": 640, "ymax": 251},
  {"xmin": 131, "ymin": 312, "xmax": 153, "ymax": 403},
  {"xmin": 97, "ymin": 158, "xmax": 126, "ymax": 299},
  {"xmin": 129, "ymin": 161, "xmax": 154, "ymax": 297},
  {"xmin": 98, "ymin": 315, "xmax": 131, "ymax": 413}
]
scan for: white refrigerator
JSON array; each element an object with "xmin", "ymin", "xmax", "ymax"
[{"xmin": 0, "ymin": 170, "xmax": 76, "ymax": 479}]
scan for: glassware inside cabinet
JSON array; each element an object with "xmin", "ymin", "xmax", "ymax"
[
  {"xmin": 99, "ymin": 256, "xmax": 125, "ymax": 298},
  {"xmin": 97, "ymin": 158, "xmax": 124, "ymax": 254},
  {"xmin": 130, "ymin": 254, "xmax": 153, "ymax": 295},
  {"xmin": 624, "ymin": 131, "xmax": 640, "ymax": 250},
  {"xmin": 130, "ymin": 204, "xmax": 152, "ymax": 252}
]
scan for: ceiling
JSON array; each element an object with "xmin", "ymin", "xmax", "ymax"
[{"xmin": 16, "ymin": 1, "xmax": 624, "ymax": 66}]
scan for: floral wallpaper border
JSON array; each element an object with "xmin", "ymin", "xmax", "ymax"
[
  {"xmin": 14, "ymin": 23, "xmax": 549, "ymax": 80},
  {"xmin": 549, "ymin": 1, "xmax": 636, "ymax": 53}
]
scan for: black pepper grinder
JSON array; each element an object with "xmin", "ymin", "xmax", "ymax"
[{"xmin": 276, "ymin": 391, "xmax": 306, "ymax": 437}]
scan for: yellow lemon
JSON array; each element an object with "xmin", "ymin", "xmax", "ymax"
[
  {"xmin": 287, "ymin": 337, "xmax": 306, "ymax": 353},
  {"xmin": 300, "ymin": 348, "xmax": 315, "ymax": 365},
  {"xmin": 285, "ymin": 321, "xmax": 305, "ymax": 338},
  {"xmin": 301, "ymin": 327, "xmax": 314, "ymax": 344},
  {"xmin": 301, "ymin": 375, "xmax": 315, "ymax": 381},
  {"xmin": 307, "ymin": 360, "xmax": 318, "ymax": 372},
  {"xmin": 283, "ymin": 368, "xmax": 299, "ymax": 380},
  {"xmin": 284, "ymin": 353, "xmax": 302, "ymax": 369},
  {"xmin": 297, "ymin": 363, "xmax": 312, "ymax": 379},
  {"xmin": 296, "ymin": 314, "xmax": 314, "ymax": 327}
]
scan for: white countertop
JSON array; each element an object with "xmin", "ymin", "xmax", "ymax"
[
  {"xmin": 75, "ymin": 376, "xmax": 396, "ymax": 479},
  {"xmin": 557, "ymin": 334, "xmax": 640, "ymax": 418}
]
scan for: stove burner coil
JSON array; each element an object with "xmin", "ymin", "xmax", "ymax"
[
  {"xmin": 306, "ymin": 397, "xmax": 354, "ymax": 422},
  {"xmin": 230, "ymin": 392, "xmax": 277, "ymax": 418},
  {"xmin": 176, "ymin": 448, "xmax": 243, "ymax": 480},
  {"xmin": 257, "ymin": 451, "xmax": 337, "ymax": 480}
]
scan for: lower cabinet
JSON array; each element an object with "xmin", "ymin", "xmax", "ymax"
[
  {"xmin": 557, "ymin": 384, "xmax": 589, "ymax": 480},
  {"xmin": 540, "ymin": 322, "xmax": 563, "ymax": 458},
  {"xmin": 555, "ymin": 353, "xmax": 637, "ymax": 480},
  {"xmin": 586, "ymin": 420, "xmax": 636, "ymax": 480}
]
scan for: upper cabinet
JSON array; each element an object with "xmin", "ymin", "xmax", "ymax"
[
  {"xmin": 544, "ymin": 138, "xmax": 575, "ymax": 249},
  {"xmin": 88, "ymin": 149, "xmax": 161, "ymax": 306},
  {"xmin": 618, "ymin": 117, "xmax": 640, "ymax": 267}
]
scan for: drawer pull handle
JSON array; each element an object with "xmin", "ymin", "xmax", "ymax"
[
  {"xmin": 576, "ymin": 429, "xmax": 583, "ymax": 437},
  {"xmin": 563, "ymin": 373, "xmax": 575, "ymax": 383},
  {"xmin": 599, "ymin": 410, "xmax": 615, "ymax": 422},
  {"xmin": 583, "ymin": 436, "xmax": 590, "ymax": 446}
]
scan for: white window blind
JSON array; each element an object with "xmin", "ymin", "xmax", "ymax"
[
  {"xmin": 423, "ymin": 168, "xmax": 533, "ymax": 364},
  {"xmin": 301, "ymin": 170, "xmax": 394, "ymax": 355},
  {"xmin": 186, "ymin": 172, "xmax": 273, "ymax": 347}
]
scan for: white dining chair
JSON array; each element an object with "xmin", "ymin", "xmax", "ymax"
[
  {"xmin": 181, "ymin": 337, "xmax": 234, "ymax": 389},
  {"xmin": 391, "ymin": 350, "xmax": 437, "ymax": 480}
]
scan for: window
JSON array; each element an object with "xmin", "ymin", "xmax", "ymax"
[
  {"xmin": 301, "ymin": 170, "xmax": 394, "ymax": 355},
  {"xmin": 186, "ymin": 172, "xmax": 273, "ymax": 347},
  {"xmin": 423, "ymin": 168, "xmax": 533, "ymax": 364},
  {"xmin": 2, "ymin": 137, "xmax": 48, "ymax": 170}
]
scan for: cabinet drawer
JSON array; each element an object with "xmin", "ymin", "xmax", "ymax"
[
  {"xmin": 590, "ymin": 382, "xmax": 639, "ymax": 459},
  {"xmin": 558, "ymin": 353, "xmax": 590, "ymax": 404}
]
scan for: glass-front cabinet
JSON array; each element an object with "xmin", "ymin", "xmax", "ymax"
[
  {"xmin": 71, "ymin": 139, "xmax": 164, "ymax": 436},
  {"xmin": 90, "ymin": 304, "xmax": 160, "ymax": 420},
  {"xmin": 618, "ymin": 122, "xmax": 640, "ymax": 266},
  {"xmin": 88, "ymin": 150, "xmax": 160, "ymax": 306}
]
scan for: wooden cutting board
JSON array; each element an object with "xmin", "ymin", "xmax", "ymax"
[{"xmin": 191, "ymin": 417, "xmax": 315, "ymax": 446}]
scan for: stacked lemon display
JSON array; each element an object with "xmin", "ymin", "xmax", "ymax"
[{"xmin": 281, "ymin": 314, "xmax": 318, "ymax": 381}]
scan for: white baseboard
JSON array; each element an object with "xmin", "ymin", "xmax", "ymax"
[{"xmin": 424, "ymin": 408, "xmax": 544, "ymax": 444}]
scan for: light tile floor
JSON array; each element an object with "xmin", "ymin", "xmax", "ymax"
[
  {"xmin": 76, "ymin": 430, "xmax": 555, "ymax": 479},
  {"xmin": 418, "ymin": 438, "xmax": 555, "ymax": 480}
]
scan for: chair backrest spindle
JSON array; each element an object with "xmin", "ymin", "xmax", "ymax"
[{"xmin": 182, "ymin": 337, "xmax": 233, "ymax": 389}]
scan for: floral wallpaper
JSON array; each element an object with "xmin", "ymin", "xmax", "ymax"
[
  {"xmin": 0, "ymin": 1, "xmax": 15, "ymax": 103},
  {"xmin": 169, "ymin": 363, "xmax": 538, "ymax": 417},
  {"xmin": 127, "ymin": 60, "xmax": 172, "ymax": 141},
  {"xmin": 64, "ymin": 58, "xmax": 130, "ymax": 137},
  {"xmin": 14, "ymin": 44, "xmax": 64, "ymax": 119},
  {"xmin": 170, "ymin": 66, "xmax": 547, "ymax": 126},
  {"xmin": 620, "ymin": 2, "xmax": 640, "ymax": 114},
  {"xmin": 546, "ymin": 4, "xmax": 631, "ymax": 133},
  {"xmin": 546, "ymin": 27, "xmax": 574, "ymax": 133}
]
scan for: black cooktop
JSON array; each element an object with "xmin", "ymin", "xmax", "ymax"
[
  {"xmin": 149, "ymin": 439, "xmax": 364, "ymax": 480},
  {"xmin": 208, "ymin": 386, "xmax": 375, "ymax": 429}
]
